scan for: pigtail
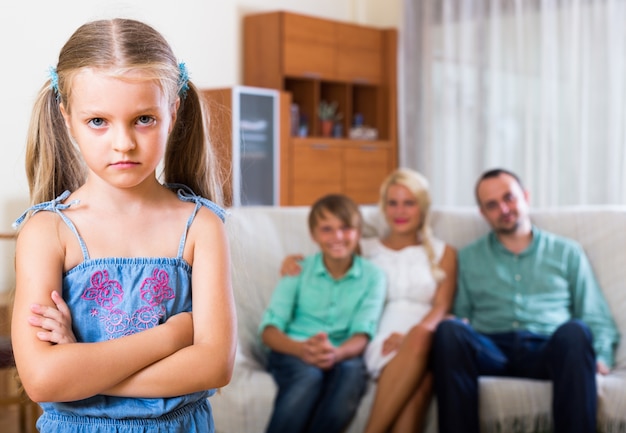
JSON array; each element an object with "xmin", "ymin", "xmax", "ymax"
[
  {"xmin": 25, "ymin": 82, "xmax": 85, "ymax": 205},
  {"xmin": 164, "ymin": 81, "xmax": 225, "ymax": 206}
]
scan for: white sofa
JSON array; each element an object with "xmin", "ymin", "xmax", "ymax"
[{"xmin": 211, "ymin": 205, "xmax": 626, "ymax": 433}]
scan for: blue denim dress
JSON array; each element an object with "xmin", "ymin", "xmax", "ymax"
[{"xmin": 14, "ymin": 185, "xmax": 226, "ymax": 433}]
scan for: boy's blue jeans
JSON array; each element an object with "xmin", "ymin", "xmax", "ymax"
[
  {"xmin": 265, "ymin": 351, "xmax": 367, "ymax": 433},
  {"xmin": 432, "ymin": 318, "xmax": 597, "ymax": 433}
]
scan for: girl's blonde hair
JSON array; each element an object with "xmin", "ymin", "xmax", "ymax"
[
  {"xmin": 25, "ymin": 18, "xmax": 224, "ymax": 206},
  {"xmin": 378, "ymin": 168, "xmax": 445, "ymax": 282}
]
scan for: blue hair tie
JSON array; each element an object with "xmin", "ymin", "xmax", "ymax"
[
  {"xmin": 48, "ymin": 66, "xmax": 59, "ymax": 96},
  {"xmin": 178, "ymin": 62, "xmax": 189, "ymax": 98}
]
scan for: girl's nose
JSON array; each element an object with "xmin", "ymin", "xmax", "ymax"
[{"xmin": 112, "ymin": 128, "xmax": 136, "ymax": 152}]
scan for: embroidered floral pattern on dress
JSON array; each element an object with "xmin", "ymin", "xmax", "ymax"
[
  {"xmin": 82, "ymin": 270, "xmax": 123, "ymax": 310},
  {"xmin": 103, "ymin": 309, "xmax": 131, "ymax": 336},
  {"xmin": 131, "ymin": 305, "xmax": 163, "ymax": 331},
  {"xmin": 141, "ymin": 268, "xmax": 175, "ymax": 306},
  {"xmin": 81, "ymin": 268, "xmax": 176, "ymax": 339}
]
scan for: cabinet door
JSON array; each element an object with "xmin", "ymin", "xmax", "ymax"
[
  {"xmin": 291, "ymin": 139, "xmax": 342, "ymax": 205},
  {"xmin": 236, "ymin": 88, "xmax": 279, "ymax": 206},
  {"xmin": 344, "ymin": 143, "xmax": 391, "ymax": 204},
  {"xmin": 283, "ymin": 13, "xmax": 336, "ymax": 79},
  {"xmin": 336, "ymin": 24, "xmax": 382, "ymax": 84}
]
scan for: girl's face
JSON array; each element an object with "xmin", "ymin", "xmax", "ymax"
[
  {"xmin": 60, "ymin": 68, "xmax": 178, "ymax": 190},
  {"xmin": 383, "ymin": 183, "xmax": 422, "ymax": 236},
  {"xmin": 310, "ymin": 210, "xmax": 360, "ymax": 261}
]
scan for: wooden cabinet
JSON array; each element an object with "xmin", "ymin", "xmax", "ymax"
[
  {"xmin": 344, "ymin": 143, "xmax": 391, "ymax": 203},
  {"xmin": 244, "ymin": 11, "xmax": 398, "ymax": 205},
  {"xmin": 283, "ymin": 13, "xmax": 337, "ymax": 79},
  {"xmin": 291, "ymin": 140, "xmax": 343, "ymax": 205},
  {"xmin": 336, "ymin": 23, "xmax": 383, "ymax": 84},
  {"xmin": 289, "ymin": 139, "xmax": 393, "ymax": 205},
  {"xmin": 200, "ymin": 87, "xmax": 292, "ymax": 207}
]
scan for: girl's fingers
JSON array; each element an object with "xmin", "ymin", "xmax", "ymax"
[
  {"xmin": 51, "ymin": 290, "xmax": 71, "ymax": 317},
  {"xmin": 29, "ymin": 315, "xmax": 59, "ymax": 332},
  {"xmin": 36, "ymin": 331, "xmax": 54, "ymax": 342},
  {"xmin": 30, "ymin": 304, "xmax": 63, "ymax": 324}
]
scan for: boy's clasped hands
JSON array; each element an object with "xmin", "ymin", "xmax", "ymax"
[{"xmin": 300, "ymin": 332, "xmax": 336, "ymax": 370}]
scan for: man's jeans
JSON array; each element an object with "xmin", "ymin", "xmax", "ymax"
[
  {"xmin": 265, "ymin": 351, "xmax": 367, "ymax": 433},
  {"xmin": 432, "ymin": 319, "xmax": 597, "ymax": 433}
]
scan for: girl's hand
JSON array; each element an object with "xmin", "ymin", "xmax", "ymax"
[
  {"xmin": 28, "ymin": 291, "xmax": 76, "ymax": 344},
  {"xmin": 381, "ymin": 332, "xmax": 404, "ymax": 356}
]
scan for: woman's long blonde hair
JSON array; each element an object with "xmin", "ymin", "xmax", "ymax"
[
  {"xmin": 25, "ymin": 18, "xmax": 224, "ymax": 206},
  {"xmin": 379, "ymin": 168, "xmax": 445, "ymax": 282}
]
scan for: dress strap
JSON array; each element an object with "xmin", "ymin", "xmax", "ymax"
[
  {"xmin": 166, "ymin": 184, "xmax": 227, "ymax": 259},
  {"xmin": 13, "ymin": 191, "xmax": 91, "ymax": 261}
]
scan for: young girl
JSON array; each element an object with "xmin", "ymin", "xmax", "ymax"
[
  {"xmin": 281, "ymin": 168, "xmax": 457, "ymax": 433},
  {"xmin": 260, "ymin": 194, "xmax": 386, "ymax": 433},
  {"xmin": 11, "ymin": 18, "xmax": 236, "ymax": 433}
]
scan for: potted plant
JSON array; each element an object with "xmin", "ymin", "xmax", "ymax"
[{"xmin": 318, "ymin": 100, "xmax": 342, "ymax": 137}]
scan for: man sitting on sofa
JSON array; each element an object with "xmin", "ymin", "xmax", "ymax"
[{"xmin": 432, "ymin": 168, "xmax": 620, "ymax": 433}]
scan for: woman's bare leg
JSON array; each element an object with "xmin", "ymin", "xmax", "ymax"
[
  {"xmin": 363, "ymin": 325, "xmax": 433, "ymax": 433},
  {"xmin": 390, "ymin": 372, "xmax": 433, "ymax": 433}
]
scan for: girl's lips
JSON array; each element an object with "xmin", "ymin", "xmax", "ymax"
[{"xmin": 110, "ymin": 161, "xmax": 139, "ymax": 168}]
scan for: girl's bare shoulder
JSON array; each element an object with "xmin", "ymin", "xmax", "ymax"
[
  {"xmin": 15, "ymin": 210, "xmax": 70, "ymax": 266},
  {"xmin": 17, "ymin": 210, "xmax": 66, "ymax": 243}
]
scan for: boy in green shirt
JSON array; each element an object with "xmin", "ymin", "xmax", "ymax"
[{"xmin": 259, "ymin": 194, "xmax": 386, "ymax": 433}]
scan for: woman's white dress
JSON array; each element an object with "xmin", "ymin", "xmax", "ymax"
[{"xmin": 361, "ymin": 236, "xmax": 446, "ymax": 378}]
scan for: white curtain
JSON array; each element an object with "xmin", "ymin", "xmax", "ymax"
[{"xmin": 400, "ymin": 0, "xmax": 626, "ymax": 207}]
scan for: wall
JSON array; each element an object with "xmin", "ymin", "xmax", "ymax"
[{"xmin": 0, "ymin": 0, "xmax": 400, "ymax": 291}]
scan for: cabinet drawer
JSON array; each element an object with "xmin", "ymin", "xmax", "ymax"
[
  {"xmin": 291, "ymin": 142, "xmax": 343, "ymax": 205},
  {"xmin": 344, "ymin": 145, "xmax": 391, "ymax": 204}
]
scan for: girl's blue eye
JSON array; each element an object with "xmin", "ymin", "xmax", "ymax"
[
  {"xmin": 138, "ymin": 115, "xmax": 155, "ymax": 125},
  {"xmin": 88, "ymin": 118, "xmax": 105, "ymax": 128}
]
